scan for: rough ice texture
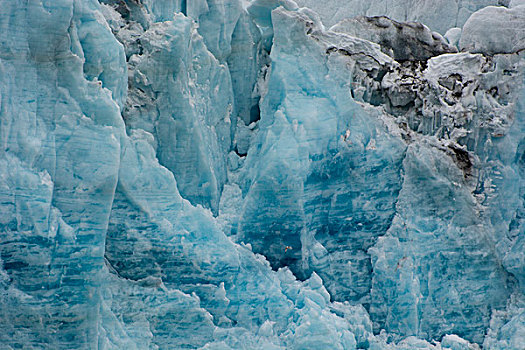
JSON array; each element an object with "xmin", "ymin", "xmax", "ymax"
[
  {"xmin": 0, "ymin": 0, "xmax": 524, "ymax": 349},
  {"xmin": 459, "ymin": 5, "xmax": 525, "ymax": 55},
  {"xmin": 330, "ymin": 16, "xmax": 457, "ymax": 61},
  {"xmin": 294, "ymin": 0, "xmax": 508, "ymax": 34}
]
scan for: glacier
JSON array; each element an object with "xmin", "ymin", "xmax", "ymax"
[{"xmin": 0, "ymin": 0, "xmax": 524, "ymax": 349}]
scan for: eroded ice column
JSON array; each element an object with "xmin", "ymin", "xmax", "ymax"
[
  {"xmin": 238, "ymin": 6, "xmax": 406, "ymax": 303},
  {"xmin": 0, "ymin": 0, "xmax": 126, "ymax": 347},
  {"xmin": 106, "ymin": 4, "xmax": 235, "ymax": 213}
]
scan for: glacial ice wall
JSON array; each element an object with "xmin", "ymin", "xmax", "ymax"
[{"xmin": 0, "ymin": 0, "xmax": 524, "ymax": 349}]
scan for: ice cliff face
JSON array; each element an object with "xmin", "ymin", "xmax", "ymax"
[{"xmin": 0, "ymin": 0, "xmax": 524, "ymax": 349}]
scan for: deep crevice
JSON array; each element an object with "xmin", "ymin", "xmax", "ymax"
[{"xmin": 181, "ymin": 0, "xmax": 187, "ymax": 16}]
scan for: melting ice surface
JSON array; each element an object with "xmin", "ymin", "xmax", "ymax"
[{"xmin": 0, "ymin": 0, "xmax": 524, "ymax": 349}]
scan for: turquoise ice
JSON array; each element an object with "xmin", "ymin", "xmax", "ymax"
[{"xmin": 0, "ymin": 0, "xmax": 524, "ymax": 349}]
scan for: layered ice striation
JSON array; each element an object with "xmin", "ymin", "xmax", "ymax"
[{"xmin": 0, "ymin": 0, "xmax": 524, "ymax": 349}]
